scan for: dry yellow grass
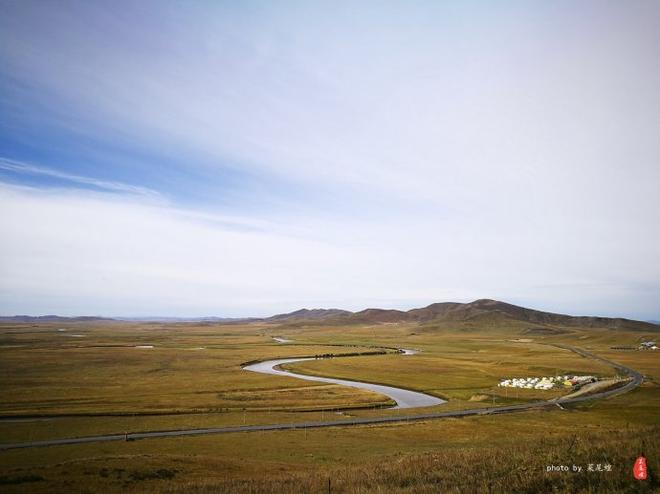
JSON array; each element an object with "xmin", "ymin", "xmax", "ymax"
[{"xmin": 0, "ymin": 319, "xmax": 658, "ymax": 493}]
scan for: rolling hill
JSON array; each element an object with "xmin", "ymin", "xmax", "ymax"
[
  {"xmin": 265, "ymin": 299, "xmax": 658, "ymax": 331},
  {"xmin": 266, "ymin": 308, "xmax": 352, "ymax": 322}
]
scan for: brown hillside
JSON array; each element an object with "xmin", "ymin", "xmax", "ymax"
[{"xmin": 264, "ymin": 299, "xmax": 658, "ymax": 331}]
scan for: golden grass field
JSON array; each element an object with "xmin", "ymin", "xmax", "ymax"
[{"xmin": 0, "ymin": 319, "xmax": 658, "ymax": 492}]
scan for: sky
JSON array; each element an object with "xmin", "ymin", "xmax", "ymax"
[{"xmin": 1, "ymin": 1, "xmax": 659, "ymax": 319}]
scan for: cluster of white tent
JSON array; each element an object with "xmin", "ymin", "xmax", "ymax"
[{"xmin": 498, "ymin": 375, "xmax": 596, "ymax": 390}]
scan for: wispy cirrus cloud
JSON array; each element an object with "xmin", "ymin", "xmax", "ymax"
[{"xmin": 0, "ymin": 157, "xmax": 161, "ymax": 198}]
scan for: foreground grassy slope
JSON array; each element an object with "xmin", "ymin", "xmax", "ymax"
[{"xmin": 0, "ymin": 397, "xmax": 657, "ymax": 492}]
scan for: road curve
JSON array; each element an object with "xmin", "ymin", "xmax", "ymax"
[{"xmin": 0, "ymin": 344, "xmax": 643, "ymax": 451}]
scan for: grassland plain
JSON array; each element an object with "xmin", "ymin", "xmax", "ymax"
[{"xmin": 0, "ymin": 319, "xmax": 658, "ymax": 492}]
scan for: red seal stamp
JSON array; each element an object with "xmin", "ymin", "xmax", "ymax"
[{"xmin": 633, "ymin": 456, "xmax": 647, "ymax": 480}]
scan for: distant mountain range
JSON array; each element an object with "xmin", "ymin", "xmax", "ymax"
[
  {"xmin": 263, "ymin": 299, "xmax": 658, "ymax": 331},
  {"xmin": 0, "ymin": 315, "xmax": 114, "ymax": 323},
  {"xmin": 0, "ymin": 315, "xmax": 254, "ymax": 323},
  {"xmin": 1, "ymin": 299, "xmax": 658, "ymax": 331},
  {"xmin": 113, "ymin": 316, "xmax": 258, "ymax": 323},
  {"xmin": 266, "ymin": 308, "xmax": 352, "ymax": 321}
]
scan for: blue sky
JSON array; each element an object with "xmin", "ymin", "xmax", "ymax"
[{"xmin": 1, "ymin": 1, "xmax": 659, "ymax": 319}]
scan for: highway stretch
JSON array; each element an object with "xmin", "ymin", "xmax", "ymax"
[{"xmin": 0, "ymin": 344, "xmax": 644, "ymax": 451}]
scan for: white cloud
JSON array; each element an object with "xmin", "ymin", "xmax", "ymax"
[
  {"xmin": 0, "ymin": 183, "xmax": 402, "ymax": 316},
  {"xmin": 1, "ymin": 182, "xmax": 658, "ymax": 318},
  {"xmin": 3, "ymin": 1, "xmax": 659, "ymax": 204}
]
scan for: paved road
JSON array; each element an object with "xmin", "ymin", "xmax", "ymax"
[{"xmin": 0, "ymin": 344, "xmax": 643, "ymax": 451}]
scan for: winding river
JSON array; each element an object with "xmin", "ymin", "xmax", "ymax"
[
  {"xmin": 0, "ymin": 344, "xmax": 642, "ymax": 450},
  {"xmin": 243, "ymin": 348, "xmax": 445, "ymax": 409}
]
